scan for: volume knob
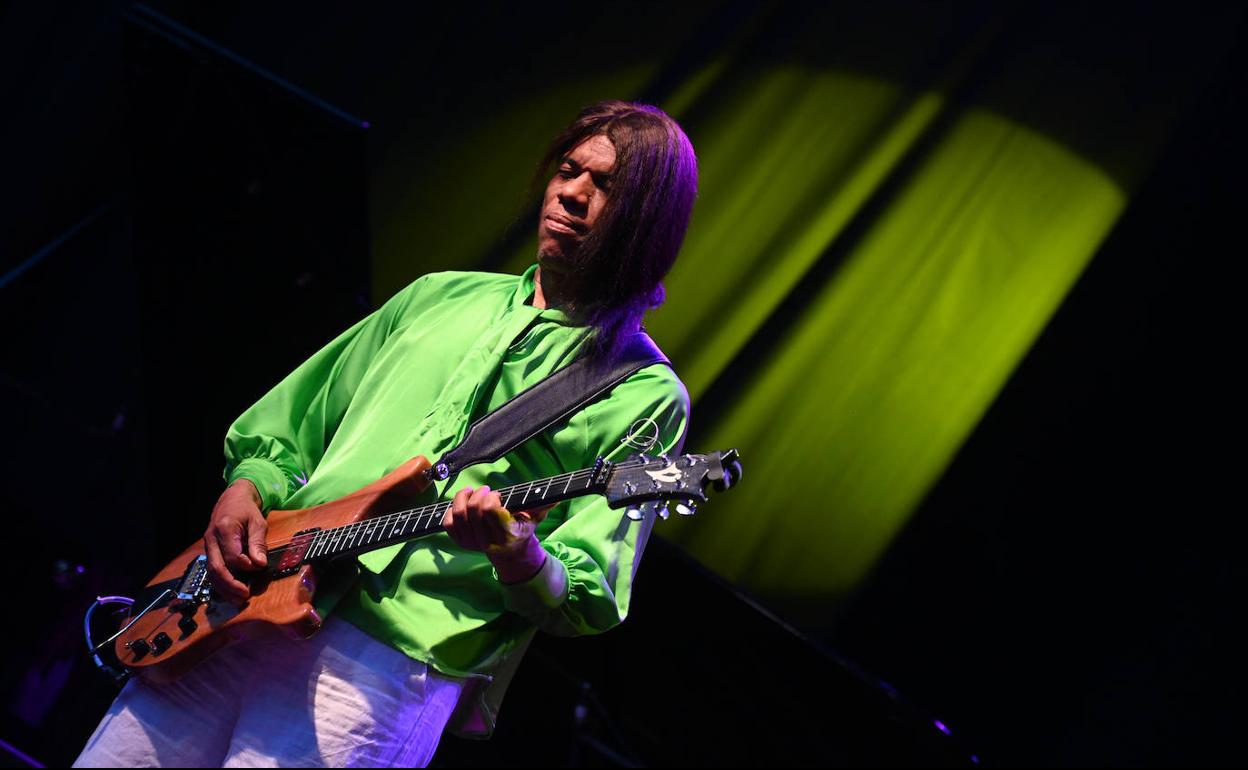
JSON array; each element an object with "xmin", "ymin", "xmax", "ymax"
[
  {"xmin": 150, "ymin": 632, "xmax": 173, "ymax": 655},
  {"xmin": 127, "ymin": 637, "xmax": 150, "ymax": 661}
]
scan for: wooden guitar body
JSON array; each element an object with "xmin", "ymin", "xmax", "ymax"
[{"xmin": 116, "ymin": 456, "xmax": 432, "ymax": 683}]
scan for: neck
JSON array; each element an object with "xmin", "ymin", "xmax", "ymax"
[
  {"xmin": 533, "ymin": 265, "xmax": 566, "ymax": 311},
  {"xmin": 281, "ymin": 462, "xmax": 609, "ymax": 568}
]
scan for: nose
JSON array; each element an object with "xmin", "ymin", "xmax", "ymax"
[{"xmin": 557, "ymin": 172, "xmax": 593, "ymax": 215}]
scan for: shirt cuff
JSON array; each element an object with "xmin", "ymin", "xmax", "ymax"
[
  {"xmin": 225, "ymin": 457, "xmax": 290, "ymax": 514},
  {"xmin": 497, "ymin": 546, "xmax": 570, "ymax": 618}
]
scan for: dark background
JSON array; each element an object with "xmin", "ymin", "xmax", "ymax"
[{"xmin": 1, "ymin": 1, "xmax": 1241, "ymax": 766}]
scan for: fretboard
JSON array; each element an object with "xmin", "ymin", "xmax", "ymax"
[{"xmin": 284, "ymin": 464, "xmax": 604, "ymax": 567}]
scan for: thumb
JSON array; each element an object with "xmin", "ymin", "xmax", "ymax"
[{"xmin": 520, "ymin": 503, "xmax": 557, "ymax": 525}]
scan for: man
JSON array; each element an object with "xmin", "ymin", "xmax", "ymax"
[{"xmin": 74, "ymin": 99, "xmax": 697, "ymax": 767}]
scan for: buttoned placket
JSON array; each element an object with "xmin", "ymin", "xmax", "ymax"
[{"xmin": 360, "ymin": 301, "xmax": 548, "ymax": 576}]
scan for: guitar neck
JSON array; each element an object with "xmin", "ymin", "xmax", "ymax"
[{"xmin": 280, "ymin": 462, "xmax": 608, "ymax": 568}]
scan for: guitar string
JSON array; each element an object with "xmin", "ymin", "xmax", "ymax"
[
  {"xmin": 252, "ymin": 456, "xmax": 674, "ymax": 556},
  {"xmin": 261, "ymin": 467, "xmax": 599, "ymax": 554},
  {"xmin": 297, "ymin": 469, "xmax": 600, "ymax": 558},
  {"xmin": 299, "ymin": 456, "xmax": 696, "ymax": 557}
]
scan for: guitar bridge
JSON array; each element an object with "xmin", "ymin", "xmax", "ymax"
[{"xmin": 176, "ymin": 555, "xmax": 210, "ymax": 601}]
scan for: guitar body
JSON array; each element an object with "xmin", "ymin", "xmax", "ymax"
[
  {"xmin": 103, "ymin": 448, "xmax": 740, "ymax": 684},
  {"xmin": 116, "ymin": 456, "xmax": 432, "ymax": 683}
]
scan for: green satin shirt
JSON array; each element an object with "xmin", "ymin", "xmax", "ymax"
[{"xmin": 222, "ymin": 264, "xmax": 689, "ymax": 735}]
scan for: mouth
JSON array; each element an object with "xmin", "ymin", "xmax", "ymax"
[{"xmin": 544, "ymin": 215, "xmax": 584, "ymax": 236}]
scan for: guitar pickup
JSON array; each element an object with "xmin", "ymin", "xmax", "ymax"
[{"xmin": 274, "ymin": 528, "xmax": 321, "ymax": 575}]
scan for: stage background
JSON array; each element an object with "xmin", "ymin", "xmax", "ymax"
[{"xmin": 1, "ymin": 1, "xmax": 1241, "ymax": 765}]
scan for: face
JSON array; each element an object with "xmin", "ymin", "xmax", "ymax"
[{"xmin": 537, "ymin": 133, "xmax": 617, "ymax": 273}]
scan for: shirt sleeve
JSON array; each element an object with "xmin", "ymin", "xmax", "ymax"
[
  {"xmin": 497, "ymin": 363, "xmax": 691, "ymax": 637},
  {"xmin": 222, "ymin": 276, "xmax": 430, "ymax": 513}
]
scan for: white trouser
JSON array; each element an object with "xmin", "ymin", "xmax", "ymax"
[{"xmin": 73, "ymin": 616, "xmax": 463, "ymax": 768}]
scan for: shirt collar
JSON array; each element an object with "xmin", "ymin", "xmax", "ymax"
[{"xmin": 515, "ymin": 263, "xmax": 575, "ymax": 326}]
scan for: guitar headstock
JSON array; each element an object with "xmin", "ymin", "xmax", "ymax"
[{"xmin": 602, "ymin": 449, "xmax": 742, "ymax": 520}]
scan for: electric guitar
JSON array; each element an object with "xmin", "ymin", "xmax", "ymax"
[{"xmin": 105, "ymin": 449, "xmax": 742, "ymax": 682}]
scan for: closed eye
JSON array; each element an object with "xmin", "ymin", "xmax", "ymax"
[{"xmin": 558, "ymin": 158, "xmax": 612, "ymax": 191}]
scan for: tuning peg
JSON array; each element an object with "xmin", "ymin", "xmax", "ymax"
[
  {"xmin": 675, "ymin": 500, "xmax": 697, "ymax": 516},
  {"xmin": 656, "ymin": 505, "xmax": 671, "ymax": 521},
  {"xmin": 712, "ymin": 458, "xmax": 744, "ymax": 492},
  {"xmin": 625, "ymin": 506, "xmax": 644, "ymax": 521}
]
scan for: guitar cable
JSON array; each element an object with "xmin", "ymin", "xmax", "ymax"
[{"xmin": 83, "ymin": 594, "xmax": 136, "ymax": 685}]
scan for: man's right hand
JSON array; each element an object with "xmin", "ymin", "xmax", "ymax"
[{"xmin": 204, "ymin": 479, "xmax": 269, "ymax": 604}]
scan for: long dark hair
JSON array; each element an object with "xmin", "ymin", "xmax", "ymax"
[{"xmin": 531, "ymin": 100, "xmax": 698, "ymax": 362}]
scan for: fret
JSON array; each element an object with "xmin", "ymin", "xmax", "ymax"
[
  {"xmin": 307, "ymin": 535, "xmax": 326, "ymax": 560},
  {"xmin": 294, "ymin": 465, "xmax": 611, "ymax": 569},
  {"xmin": 337, "ymin": 528, "xmax": 351, "ymax": 551},
  {"xmin": 431, "ymin": 503, "xmax": 449, "ymax": 530}
]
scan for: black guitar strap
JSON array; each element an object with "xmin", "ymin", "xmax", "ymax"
[{"xmin": 428, "ymin": 332, "xmax": 672, "ymax": 481}]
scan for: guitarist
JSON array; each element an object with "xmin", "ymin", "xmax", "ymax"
[{"xmin": 74, "ymin": 100, "xmax": 697, "ymax": 768}]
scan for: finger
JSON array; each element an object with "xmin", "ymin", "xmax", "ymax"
[
  {"xmin": 218, "ymin": 520, "xmax": 254, "ymax": 571},
  {"xmin": 247, "ymin": 515, "xmax": 268, "ymax": 567},
  {"xmin": 466, "ymin": 487, "xmax": 497, "ymax": 548},
  {"xmin": 204, "ymin": 532, "xmax": 248, "ymax": 601},
  {"xmin": 452, "ymin": 486, "xmax": 473, "ymax": 517},
  {"xmin": 443, "ymin": 486, "xmax": 472, "ymax": 528},
  {"xmin": 447, "ymin": 487, "xmax": 477, "ymax": 550},
  {"xmin": 466, "ymin": 485, "xmax": 492, "ymax": 511},
  {"xmin": 480, "ymin": 492, "xmax": 510, "ymax": 543}
]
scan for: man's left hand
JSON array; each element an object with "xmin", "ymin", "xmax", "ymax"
[{"xmin": 443, "ymin": 486, "xmax": 554, "ymax": 583}]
